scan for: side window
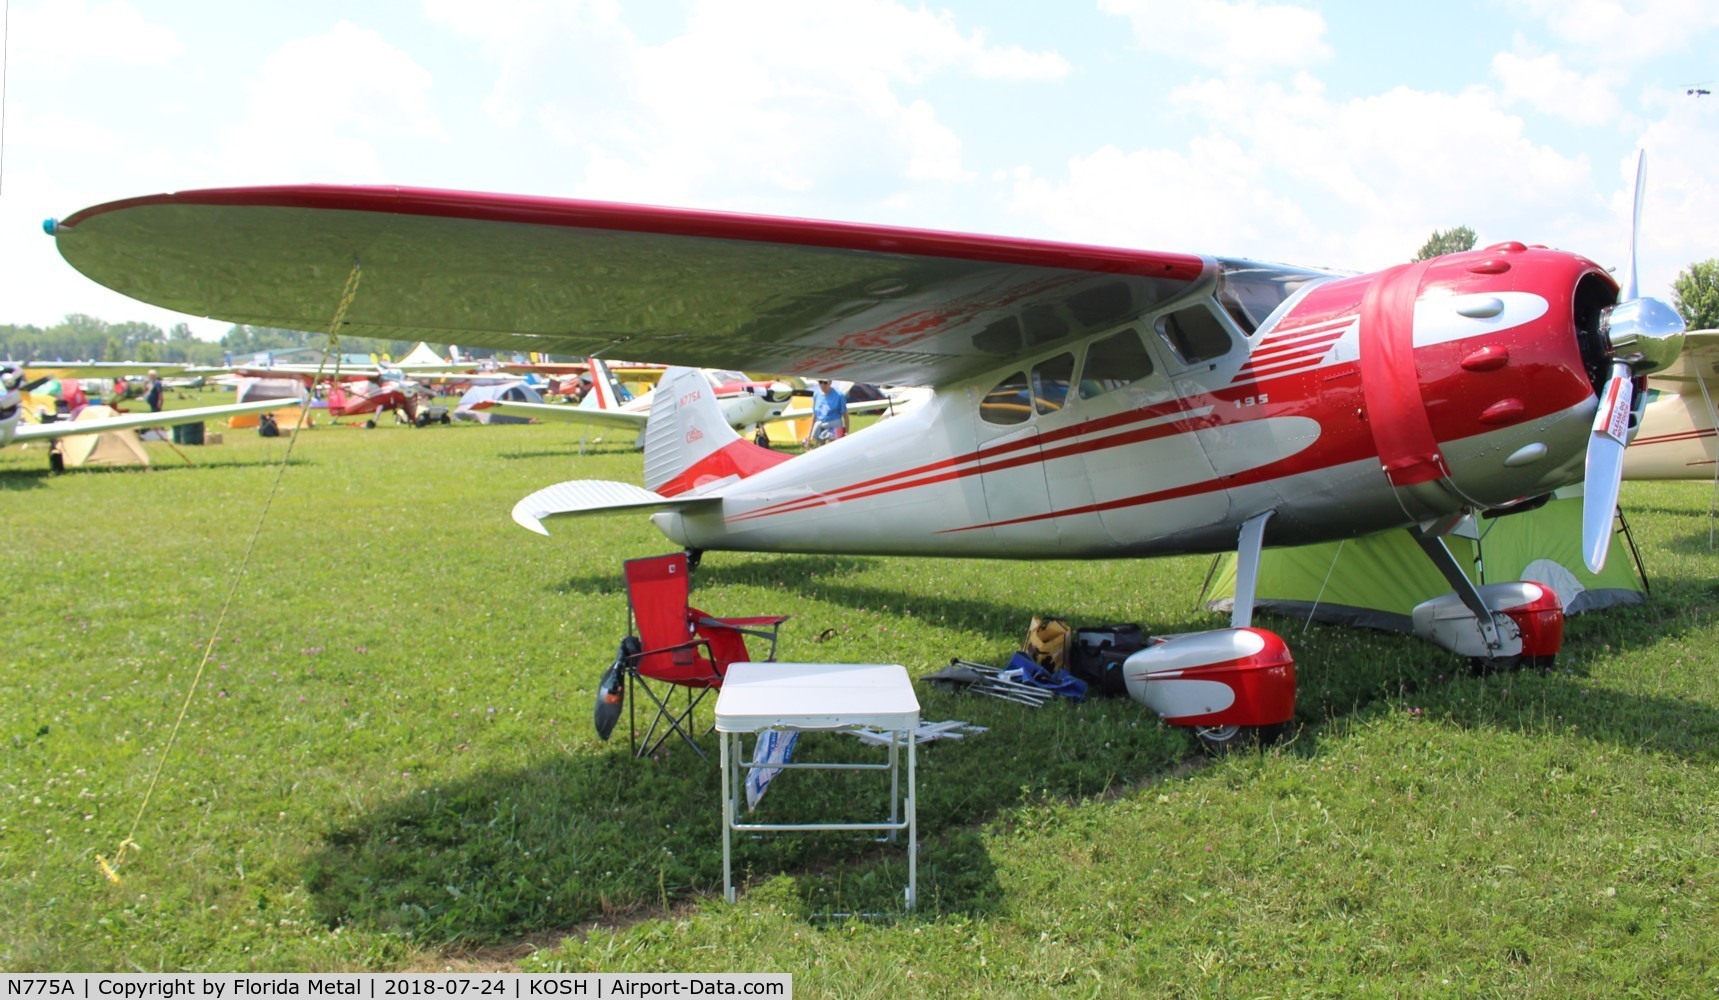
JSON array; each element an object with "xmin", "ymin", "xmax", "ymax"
[
  {"xmin": 1155, "ymin": 304, "xmax": 1233, "ymax": 364},
  {"xmin": 979, "ymin": 371, "xmax": 1032, "ymax": 425},
  {"xmin": 1031, "ymin": 353, "xmax": 1075, "ymax": 415},
  {"xmin": 1078, "ymin": 328, "xmax": 1155, "ymax": 400}
]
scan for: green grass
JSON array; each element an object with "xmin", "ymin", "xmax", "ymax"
[{"xmin": 2, "ymin": 407, "xmax": 1717, "ymax": 995}]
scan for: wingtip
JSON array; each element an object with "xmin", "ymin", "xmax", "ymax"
[{"xmin": 510, "ymin": 504, "xmax": 552, "ymax": 536}]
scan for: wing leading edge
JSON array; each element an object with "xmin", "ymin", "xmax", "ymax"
[
  {"xmin": 50, "ymin": 185, "xmax": 1208, "ymax": 386},
  {"xmin": 10, "ymin": 397, "xmax": 294, "ymax": 444}
]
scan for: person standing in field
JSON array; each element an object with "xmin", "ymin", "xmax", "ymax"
[{"xmin": 804, "ymin": 378, "xmax": 849, "ymax": 449}]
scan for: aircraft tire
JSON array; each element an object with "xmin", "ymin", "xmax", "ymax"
[{"xmin": 1193, "ymin": 722, "xmax": 1290, "ymax": 755}]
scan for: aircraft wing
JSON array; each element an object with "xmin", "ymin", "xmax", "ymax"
[
  {"xmin": 484, "ymin": 400, "xmax": 646, "ymax": 430},
  {"xmin": 1646, "ymin": 328, "xmax": 1719, "ymax": 390},
  {"xmin": 48, "ymin": 185, "xmax": 1207, "ymax": 387},
  {"xmin": 11, "ymin": 398, "xmax": 294, "ymax": 443}
]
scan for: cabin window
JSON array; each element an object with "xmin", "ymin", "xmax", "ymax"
[
  {"xmin": 1155, "ymin": 304, "xmax": 1232, "ymax": 364},
  {"xmin": 979, "ymin": 371, "xmax": 1033, "ymax": 425},
  {"xmin": 1031, "ymin": 353, "xmax": 1075, "ymax": 415},
  {"xmin": 1215, "ymin": 260, "xmax": 1330, "ymax": 335},
  {"xmin": 1077, "ymin": 328, "xmax": 1155, "ymax": 400}
]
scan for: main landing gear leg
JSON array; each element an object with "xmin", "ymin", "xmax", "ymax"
[
  {"xmin": 1407, "ymin": 525, "xmax": 1564, "ymax": 671},
  {"xmin": 1122, "ymin": 511, "xmax": 1297, "ymax": 753}
]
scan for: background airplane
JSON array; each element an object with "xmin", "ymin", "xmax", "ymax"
[
  {"xmin": 1, "ymin": 362, "xmax": 294, "ymax": 468},
  {"xmin": 45, "ymin": 175, "xmax": 1681, "ymax": 746},
  {"xmin": 1622, "ymin": 328, "xmax": 1719, "ymax": 481},
  {"xmin": 482, "ymin": 357, "xmax": 903, "ymax": 446}
]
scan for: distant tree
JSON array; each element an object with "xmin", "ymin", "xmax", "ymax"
[
  {"xmin": 1412, "ymin": 226, "xmax": 1477, "ymax": 262},
  {"xmin": 1672, "ymin": 259, "xmax": 1719, "ymax": 331}
]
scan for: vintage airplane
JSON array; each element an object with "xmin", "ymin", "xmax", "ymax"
[
  {"xmin": 1, "ymin": 363, "xmax": 294, "ymax": 467},
  {"xmin": 44, "ymin": 166, "xmax": 1683, "ymax": 746},
  {"xmin": 482, "ymin": 357, "xmax": 895, "ymax": 446},
  {"xmin": 229, "ymin": 364, "xmax": 435, "ymax": 427},
  {"xmin": 1622, "ymin": 328, "xmax": 1719, "ymax": 480}
]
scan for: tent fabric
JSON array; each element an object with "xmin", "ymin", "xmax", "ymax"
[
  {"xmin": 1203, "ymin": 494, "xmax": 1646, "ymax": 633},
  {"xmin": 57, "ymin": 406, "xmax": 150, "ymax": 468},
  {"xmin": 454, "ymin": 381, "xmax": 543, "ymax": 423},
  {"xmin": 397, "ymin": 342, "xmax": 447, "ymax": 366}
]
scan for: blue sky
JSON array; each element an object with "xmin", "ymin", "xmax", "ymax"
[{"xmin": 4, "ymin": 0, "xmax": 1717, "ymax": 340}]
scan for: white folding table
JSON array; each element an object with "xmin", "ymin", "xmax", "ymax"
[{"xmin": 715, "ymin": 662, "xmax": 921, "ymax": 910}]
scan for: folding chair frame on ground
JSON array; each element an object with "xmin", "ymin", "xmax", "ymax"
[{"xmin": 618, "ymin": 552, "xmax": 788, "ymax": 760}]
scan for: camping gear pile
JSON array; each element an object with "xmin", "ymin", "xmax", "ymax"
[{"xmin": 927, "ymin": 616, "xmax": 1151, "ymax": 705}]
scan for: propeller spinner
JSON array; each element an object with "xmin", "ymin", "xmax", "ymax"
[{"xmin": 1582, "ymin": 151, "xmax": 1686, "ymax": 572}]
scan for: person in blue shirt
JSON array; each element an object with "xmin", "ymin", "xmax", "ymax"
[{"xmin": 803, "ymin": 378, "xmax": 849, "ymax": 448}]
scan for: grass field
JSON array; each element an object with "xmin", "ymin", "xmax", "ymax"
[{"xmin": 3, "ymin": 395, "xmax": 1717, "ymax": 994}]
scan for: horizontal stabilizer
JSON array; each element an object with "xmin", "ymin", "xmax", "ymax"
[{"xmin": 510, "ymin": 479, "xmax": 720, "ymax": 535}]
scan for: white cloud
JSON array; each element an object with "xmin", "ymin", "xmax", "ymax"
[
  {"xmin": 426, "ymin": 0, "xmax": 1060, "ymax": 207},
  {"xmin": 1507, "ymin": 0, "xmax": 1719, "ymax": 64},
  {"xmin": 1492, "ymin": 49, "xmax": 1626, "ymax": 127},
  {"xmin": 11, "ymin": 0, "xmax": 183, "ymax": 78},
  {"xmin": 1008, "ymin": 76, "xmax": 1600, "ymax": 274},
  {"xmin": 217, "ymin": 22, "xmax": 444, "ymax": 183},
  {"xmin": 1097, "ymin": 0, "xmax": 1330, "ymax": 76}
]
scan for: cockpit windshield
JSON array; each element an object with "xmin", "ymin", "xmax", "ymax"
[{"xmin": 1214, "ymin": 259, "xmax": 1334, "ymax": 335}]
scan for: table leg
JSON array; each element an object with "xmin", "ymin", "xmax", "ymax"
[
  {"xmin": 721, "ymin": 731, "xmax": 734, "ymax": 902},
  {"xmin": 907, "ymin": 735, "xmax": 917, "ymax": 911}
]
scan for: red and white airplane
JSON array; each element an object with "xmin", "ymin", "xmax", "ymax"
[
  {"xmin": 44, "ymin": 167, "xmax": 1682, "ymax": 745},
  {"xmin": 230, "ymin": 364, "xmax": 435, "ymax": 427}
]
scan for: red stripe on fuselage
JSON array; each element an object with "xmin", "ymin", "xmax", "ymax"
[{"xmin": 724, "ymin": 395, "xmax": 1213, "ymax": 524}]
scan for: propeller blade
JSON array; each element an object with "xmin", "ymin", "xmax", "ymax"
[
  {"xmin": 1582, "ymin": 362, "xmax": 1634, "ymax": 572},
  {"xmin": 1622, "ymin": 149, "xmax": 1645, "ymax": 302}
]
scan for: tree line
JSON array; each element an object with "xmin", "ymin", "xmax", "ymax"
[{"xmin": 0, "ymin": 316, "xmax": 475, "ymax": 366}]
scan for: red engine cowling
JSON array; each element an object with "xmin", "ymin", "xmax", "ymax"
[{"xmin": 1122, "ymin": 627, "xmax": 1295, "ymax": 728}]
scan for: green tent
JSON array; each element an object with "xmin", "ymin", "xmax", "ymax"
[{"xmin": 1202, "ymin": 492, "xmax": 1647, "ymax": 633}]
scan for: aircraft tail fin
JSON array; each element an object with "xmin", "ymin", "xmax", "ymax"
[
  {"xmin": 643, "ymin": 366, "xmax": 790, "ymax": 496},
  {"xmin": 588, "ymin": 357, "xmax": 630, "ymax": 410}
]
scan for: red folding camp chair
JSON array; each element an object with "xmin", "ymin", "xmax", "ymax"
[{"xmin": 608, "ymin": 552, "xmax": 789, "ymax": 760}]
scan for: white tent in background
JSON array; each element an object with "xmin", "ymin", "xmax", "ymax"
[
  {"xmin": 397, "ymin": 342, "xmax": 447, "ymax": 366},
  {"xmin": 454, "ymin": 382, "xmax": 544, "ymax": 424}
]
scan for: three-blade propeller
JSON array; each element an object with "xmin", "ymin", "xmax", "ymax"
[{"xmin": 1582, "ymin": 151, "xmax": 1686, "ymax": 571}]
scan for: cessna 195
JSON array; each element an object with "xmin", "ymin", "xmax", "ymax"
[{"xmin": 44, "ymin": 171, "xmax": 1682, "ymax": 745}]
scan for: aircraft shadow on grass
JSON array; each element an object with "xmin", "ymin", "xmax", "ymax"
[
  {"xmin": 306, "ymin": 555, "xmax": 1719, "ymax": 948},
  {"xmin": 497, "ymin": 443, "xmax": 636, "ymax": 461},
  {"xmin": 302, "ymin": 732, "xmax": 1014, "ymax": 945}
]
